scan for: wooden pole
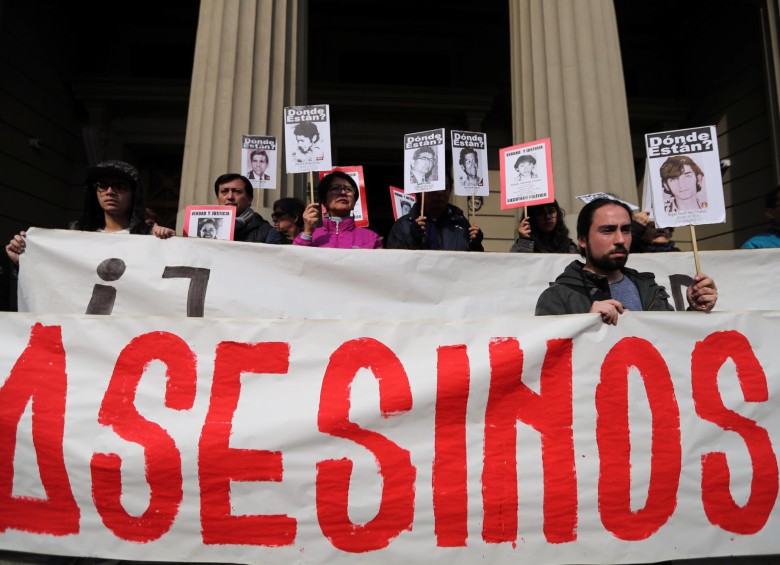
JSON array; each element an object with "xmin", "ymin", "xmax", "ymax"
[
  {"xmin": 308, "ymin": 171, "xmax": 315, "ymax": 204},
  {"xmin": 689, "ymin": 224, "xmax": 702, "ymax": 275},
  {"xmin": 470, "ymin": 193, "xmax": 475, "ymax": 226}
]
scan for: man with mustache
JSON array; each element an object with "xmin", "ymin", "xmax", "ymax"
[{"xmin": 535, "ymin": 197, "xmax": 718, "ymax": 325}]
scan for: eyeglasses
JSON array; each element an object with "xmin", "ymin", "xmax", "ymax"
[
  {"xmin": 328, "ymin": 185, "xmax": 356, "ymax": 196},
  {"xmin": 416, "ymin": 155, "xmax": 434, "ymax": 162},
  {"xmin": 95, "ymin": 181, "xmax": 131, "ymax": 193}
]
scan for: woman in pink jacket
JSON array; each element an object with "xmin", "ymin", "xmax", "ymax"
[{"xmin": 294, "ymin": 171, "xmax": 382, "ymax": 249}]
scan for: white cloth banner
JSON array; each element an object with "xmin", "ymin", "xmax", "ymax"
[
  {"xmin": 17, "ymin": 228, "xmax": 780, "ymax": 318},
  {"xmin": 0, "ymin": 311, "xmax": 779, "ymax": 564}
]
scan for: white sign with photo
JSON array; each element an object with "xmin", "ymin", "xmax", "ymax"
[
  {"xmin": 644, "ymin": 126, "xmax": 726, "ymax": 228},
  {"xmin": 182, "ymin": 206, "xmax": 236, "ymax": 241},
  {"xmin": 404, "ymin": 128, "xmax": 446, "ymax": 194},
  {"xmin": 451, "ymin": 130, "xmax": 489, "ymax": 196},
  {"xmin": 241, "ymin": 135, "xmax": 277, "ymax": 189},
  {"xmin": 283, "ymin": 105, "xmax": 332, "ymax": 174}
]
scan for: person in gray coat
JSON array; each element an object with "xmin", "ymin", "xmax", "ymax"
[{"xmin": 535, "ymin": 197, "xmax": 718, "ymax": 325}]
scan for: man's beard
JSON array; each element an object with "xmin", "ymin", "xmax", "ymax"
[{"xmin": 587, "ymin": 244, "xmax": 629, "ymax": 272}]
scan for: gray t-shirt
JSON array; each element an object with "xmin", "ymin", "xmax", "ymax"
[{"xmin": 610, "ymin": 275, "xmax": 643, "ymax": 311}]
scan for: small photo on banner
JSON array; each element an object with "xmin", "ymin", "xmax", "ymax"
[
  {"xmin": 451, "ymin": 130, "xmax": 489, "ymax": 196},
  {"xmin": 499, "ymin": 138, "xmax": 554, "ymax": 210},
  {"xmin": 389, "ymin": 186, "xmax": 417, "ymax": 220},
  {"xmin": 284, "ymin": 104, "xmax": 332, "ymax": 174},
  {"xmin": 404, "ymin": 128, "xmax": 446, "ymax": 194},
  {"xmin": 242, "ymin": 135, "xmax": 277, "ymax": 190},
  {"xmin": 318, "ymin": 166, "xmax": 369, "ymax": 227},
  {"xmin": 644, "ymin": 125, "xmax": 725, "ymax": 228},
  {"xmin": 183, "ymin": 206, "xmax": 236, "ymax": 240}
]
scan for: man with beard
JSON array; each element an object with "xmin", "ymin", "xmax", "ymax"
[{"xmin": 535, "ymin": 198, "xmax": 717, "ymax": 325}]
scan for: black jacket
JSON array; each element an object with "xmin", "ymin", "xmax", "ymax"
[
  {"xmin": 235, "ymin": 209, "xmax": 272, "ymax": 243},
  {"xmin": 535, "ymin": 260, "xmax": 674, "ymax": 315},
  {"xmin": 386, "ymin": 203, "xmax": 483, "ymax": 251}
]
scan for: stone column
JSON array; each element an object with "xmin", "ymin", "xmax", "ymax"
[
  {"xmin": 178, "ymin": 0, "xmax": 306, "ymax": 225},
  {"xmin": 509, "ymin": 0, "xmax": 636, "ymax": 217}
]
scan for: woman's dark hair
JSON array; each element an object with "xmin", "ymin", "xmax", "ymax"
[
  {"xmin": 527, "ymin": 200, "xmax": 572, "ymax": 253},
  {"xmin": 317, "ymin": 171, "xmax": 359, "ymax": 205},
  {"xmin": 273, "ymin": 197, "xmax": 305, "ymax": 229}
]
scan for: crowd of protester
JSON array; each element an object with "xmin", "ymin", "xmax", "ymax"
[{"xmin": 4, "ymin": 158, "xmax": 779, "ymax": 318}]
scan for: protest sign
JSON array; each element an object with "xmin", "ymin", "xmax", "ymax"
[
  {"xmin": 500, "ymin": 138, "xmax": 554, "ymax": 209},
  {"xmin": 404, "ymin": 129, "xmax": 446, "ymax": 194},
  {"xmin": 1, "ymin": 310, "xmax": 779, "ymax": 564},
  {"xmin": 451, "ymin": 131, "xmax": 489, "ymax": 196},
  {"xmin": 16, "ymin": 229, "xmax": 780, "ymax": 319},
  {"xmin": 319, "ymin": 166, "xmax": 369, "ymax": 227},
  {"xmin": 390, "ymin": 187, "xmax": 416, "ymax": 220},
  {"xmin": 242, "ymin": 135, "xmax": 277, "ymax": 189},
  {"xmin": 182, "ymin": 206, "xmax": 235, "ymax": 241},
  {"xmin": 284, "ymin": 105, "xmax": 332, "ymax": 174},
  {"xmin": 644, "ymin": 126, "xmax": 725, "ymax": 228},
  {"xmin": 576, "ymin": 193, "xmax": 639, "ymax": 210}
]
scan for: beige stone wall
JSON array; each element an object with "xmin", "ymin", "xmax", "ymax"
[{"xmin": 178, "ymin": 0, "xmax": 307, "ymax": 227}]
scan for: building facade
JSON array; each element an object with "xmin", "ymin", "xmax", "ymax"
[{"xmin": 2, "ymin": 0, "xmax": 779, "ymax": 252}]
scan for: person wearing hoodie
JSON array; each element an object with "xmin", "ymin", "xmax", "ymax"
[
  {"xmin": 535, "ymin": 197, "xmax": 717, "ymax": 325},
  {"xmin": 5, "ymin": 159, "xmax": 151, "ymax": 265},
  {"xmin": 293, "ymin": 171, "xmax": 382, "ymax": 249}
]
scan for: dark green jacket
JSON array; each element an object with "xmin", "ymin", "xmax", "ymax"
[{"xmin": 535, "ymin": 260, "xmax": 674, "ymax": 316}]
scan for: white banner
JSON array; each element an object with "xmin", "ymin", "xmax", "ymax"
[
  {"xmin": 1, "ymin": 311, "xmax": 779, "ymax": 564},
  {"xmin": 17, "ymin": 228, "xmax": 780, "ymax": 318}
]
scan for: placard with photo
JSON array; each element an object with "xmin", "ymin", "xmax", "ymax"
[
  {"xmin": 404, "ymin": 128, "xmax": 446, "ymax": 194},
  {"xmin": 182, "ymin": 206, "xmax": 236, "ymax": 241},
  {"xmin": 451, "ymin": 130, "xmax": 489, "ymax": 196},
  {"xmin": 644, "ymin": 125, "xmax": 725, "ymax": 228},
  {"xmin": 499, "ymin": 138, "xmax": 554, "ymax": 209},
  {"xmin": 241, "ymin": 135, "xmax": 277, "ymax": 189},
  {"xmin": 389, "ymin": 186, "xmax": 417, "ymax": 220},
  {"xmin": 283, "ymin": 104, "xmax": 332, "ymax": 174}
]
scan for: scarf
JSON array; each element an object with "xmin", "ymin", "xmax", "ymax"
[{"xmin": 234, "ymin": 207, "xmax": 256, "ymax": 235}]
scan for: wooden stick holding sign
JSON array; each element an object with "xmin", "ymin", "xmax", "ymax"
[{"xmin": 689, "ymin": 225, "xmax": 702, "ymax": 275}]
